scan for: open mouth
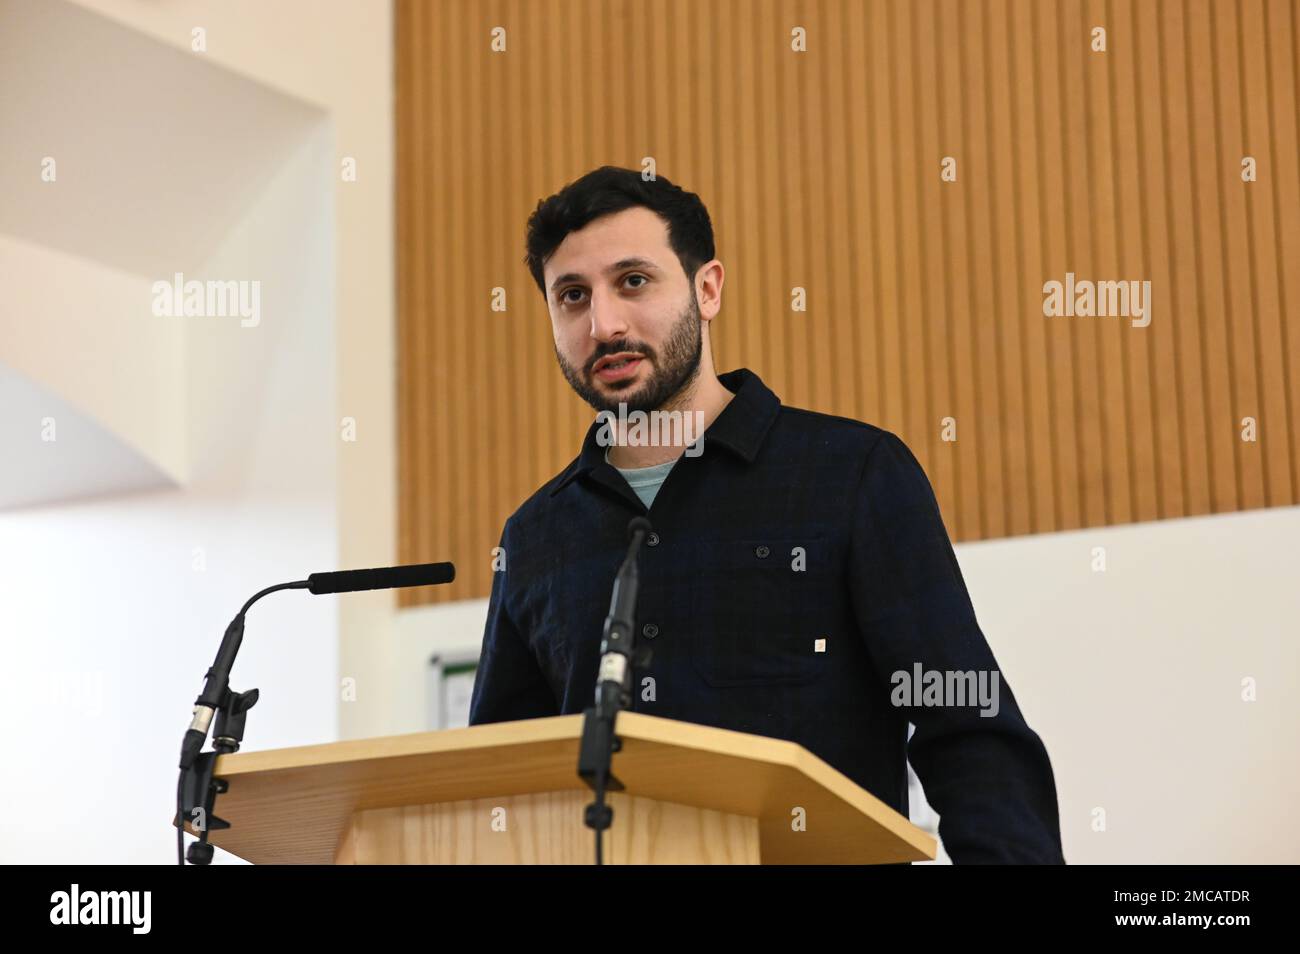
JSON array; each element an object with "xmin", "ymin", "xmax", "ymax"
[{"xmin": 592, "ymin": 353, "xmax": 645, "ymax": 382}]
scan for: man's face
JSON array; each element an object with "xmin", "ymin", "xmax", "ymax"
[{"xmin": 545, "ymin": 206, "xmax": 703, "ymax": 414}]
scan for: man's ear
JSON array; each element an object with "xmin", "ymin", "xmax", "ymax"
[{"xmin": 696, "ymin": 260, "xmax": 724, "ymax": 320}]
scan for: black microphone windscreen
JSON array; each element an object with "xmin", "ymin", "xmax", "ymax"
[{"xmin": 307, "ymin": 562, "xmax": 455, "ymax": 595}]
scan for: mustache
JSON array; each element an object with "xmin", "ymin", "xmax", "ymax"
[{"xmin": 585, "ymin": 340, "xmax": 656, "ymax": 374}]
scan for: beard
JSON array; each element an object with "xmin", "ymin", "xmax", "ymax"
[{"xmin": 555, "ymin": 287, "xmax": 703, "ymax": 415}]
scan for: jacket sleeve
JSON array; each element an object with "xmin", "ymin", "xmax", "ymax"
[
  {"xmin": 848, "ymin": 431, "xmax": 1065, "ymax": 864},
  {"xmin": 467, "ymin": 522, "xmax": 561, "ymax": 725}
]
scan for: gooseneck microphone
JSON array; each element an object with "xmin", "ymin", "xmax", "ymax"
[
  {"xmin": 593, "ymin": 517, "xmax": 652, "ymax": 717},
  {"xmin": 179, "ymin": 563, "xmax": 456, "ymax": 771},
  {"xmin": 579, "ymin": 517, "xmax": 653, "ymax": 864},
  {"xmin": 176, "ymin": 561, "xmax": 455, "ymax": 865},
  {"xmin": 306, "ymin": 561, "xmax": 455, "ymax": 595},
  {"xmin": 179, "ymin": 581, "xmax": 304, "ymax": 773}
]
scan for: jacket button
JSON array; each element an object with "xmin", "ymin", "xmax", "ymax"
[
  {"xmin": 642, "ymin": 623, "xmax": 659, "ymax": 639},
  {"xmin": 755, "ymin": 545, "xmax": 770, "ymax": 558},
  {"xmin": 647, "ymin": 532, "xmax": 660, "ymax": 547}
]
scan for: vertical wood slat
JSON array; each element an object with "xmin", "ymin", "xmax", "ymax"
[
  {"xmin": 1087, "ymin": 0, "xmax": 1132, "ymax": 527},
  {"xmin": 1262, "ymin": 0, "xmax": 1300, "ymax": 502},
  {"xmin": 935, "ymin": 0, "xmax": 977, "ymax": 538},
  {"xmin": 1161, "ymin": 0, "xmax": 1213, "ymax": 515},
  {"xmin": 1109, "ymin": 0, "xmax": 1159, "ymax": 523},
  {"xmin": 1038, "ymin": 0, "xmax": 1084, "ymax": 531},
  {"xmin": 1240, "ymin": 0, "xmax": 1293, "ymax": 505},
  {"xmin": 985, "ymin": 0, "xmax": 1031, "ymax": 537},
  {"xmin": 894, "ymin": 1, "xmax": 930, "ymax": 520},
  {"xmin": 959, "ymin": 0, "xmax": 1003, "ymax": 538},
  {"xmin": 914, "ymin": 0, "xmax": 954, "ymax": 532},
  {"xmin": 1187, "ymin": 0, "xmax": 1242, "ymax": 513},
  {"xmin": 396, "ymin": 0, "xmax": 1300, "ymax": 606},
  {"xmin": 1059, "ymin": 1, "xmax": 1106, "ymax": 529},
  {"xmin": 825, "ymin": 0, "xmax": 862, "ymax": 427},
  {"xmin": 1214, "ymin": 0, "xmax": 1266, "ymax": 511},
  {"xmin": 1135, "ymin": 0, "xmax": 1186, "ymax": 519},
  {"xmin": 1009, "ymin": 0, "xmax": 1057, "ymax": 534}
]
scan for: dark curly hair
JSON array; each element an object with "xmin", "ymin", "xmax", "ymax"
[{"xmin": 524, "ymin": 165, "xmax": 715, "ymax": 299}]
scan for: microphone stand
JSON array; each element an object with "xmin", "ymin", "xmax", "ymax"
[
  {"xmin": 174, "ymin": 563, "xmax": 457, "ymax": 864},
  {"xmin": 175, "ymin": 580, "xmax": 307, "ymax": 865},
  {"xmin": 578, "ymin": 518, "xmax": 653, "ymax": 865}
]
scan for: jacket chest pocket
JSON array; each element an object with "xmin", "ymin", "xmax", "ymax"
[{"xmin": 689, "ymin": 537, "xmax": 834, "ymax": 688}]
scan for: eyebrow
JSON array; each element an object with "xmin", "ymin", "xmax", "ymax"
[{"xmin": 549, "ymin": 257, "xmax": 661, "ymax": 295}]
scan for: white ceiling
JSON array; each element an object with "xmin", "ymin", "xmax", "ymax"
[
  {"xmin": 0, "ymin": 0, "xmax": 323, "ymax": 279},
  {"xmin": 0, "ymin": 0, "xmax": 328, "ymax": 510}
]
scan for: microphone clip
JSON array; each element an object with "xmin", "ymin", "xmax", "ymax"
[{"xmin": 176, "ymin": 682, "xmax": 259, "ymax": 865}]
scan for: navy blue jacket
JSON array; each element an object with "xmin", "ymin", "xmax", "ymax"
[{"xmin": 468, "ymin": 367, "xmax": 1065, "ymax": 863}]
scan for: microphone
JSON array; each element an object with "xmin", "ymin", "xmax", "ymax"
[
  {"xmin": 307, "ymin": 561, "xmax": 455, "ymax": 595},
  {"xmin": 177, "ymin": 561, "xmax": 456, "ymax": 864},
  {"xmin": 579, "ymin": 518, "xmax": 653, "ymax": 861},
  {"xmin": 594, "ymin": 517, "xmax": 652, "ymax": 718},
  {"xmin": 181, "ymin": 562, "xmax": 457, "ymax": 770}
]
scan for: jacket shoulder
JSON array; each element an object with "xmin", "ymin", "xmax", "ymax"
[{"xmin": 771, "ymin": 403, "xmax": 896, "ymax": 457}]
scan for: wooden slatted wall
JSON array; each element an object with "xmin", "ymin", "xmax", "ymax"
[{"xmin": 397, "ymin": 0, "xmax": 1300, "ymax": 605}]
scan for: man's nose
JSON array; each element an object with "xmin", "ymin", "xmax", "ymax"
[{"xmin": 588, "ymin": 290, "xmax": 629, "ymax": 342}]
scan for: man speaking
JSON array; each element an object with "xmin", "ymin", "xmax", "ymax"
[{"xmin": 468, "ymin": 165, "xmax": 1064, "ymax": 864}]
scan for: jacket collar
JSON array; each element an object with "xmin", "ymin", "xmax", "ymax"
[{"xmin": 549, "ymin": 367, "xmax": 781, "ymax": 497}]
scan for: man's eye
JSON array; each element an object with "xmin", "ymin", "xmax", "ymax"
[{"xmin": 559, "ymin": 277, "xmax": 644, "ymax": 304}]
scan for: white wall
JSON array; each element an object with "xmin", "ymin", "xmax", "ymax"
[
  {"xmin": 0, "ymin": 235, "xmax": 187, "ymax": 492},
  {"xmin": 957, "ymin": 504, "xmax": 1300, "ymax": 864},
  {"xmin": 0, "ymin": 0, "xmax": 388, "ymax": 864},
  {"xmin": 61, "ymin": 0, "xmax": 400, "ymax": 746},
  {"xmin": 0, "ymin": 125, "xmax": 339, "ymax": 863}
]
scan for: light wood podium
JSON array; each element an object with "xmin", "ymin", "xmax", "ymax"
[{"xmin": 182, "ymin": 711, "xmax": 937, "ymax": 864}]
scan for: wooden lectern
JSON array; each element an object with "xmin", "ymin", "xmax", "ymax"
[{"xmin": 181, "ymin": 711, "xmax": 937, "ymax": 864}]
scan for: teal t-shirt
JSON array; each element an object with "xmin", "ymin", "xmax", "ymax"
[{"xmin": 606, "ymin": 448, "xmax": 677, "ymax": 509}]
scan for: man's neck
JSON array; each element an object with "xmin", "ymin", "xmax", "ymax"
[{"xmin": 605, "ymin": 372, "xmax": 736, "ymax": 469}]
